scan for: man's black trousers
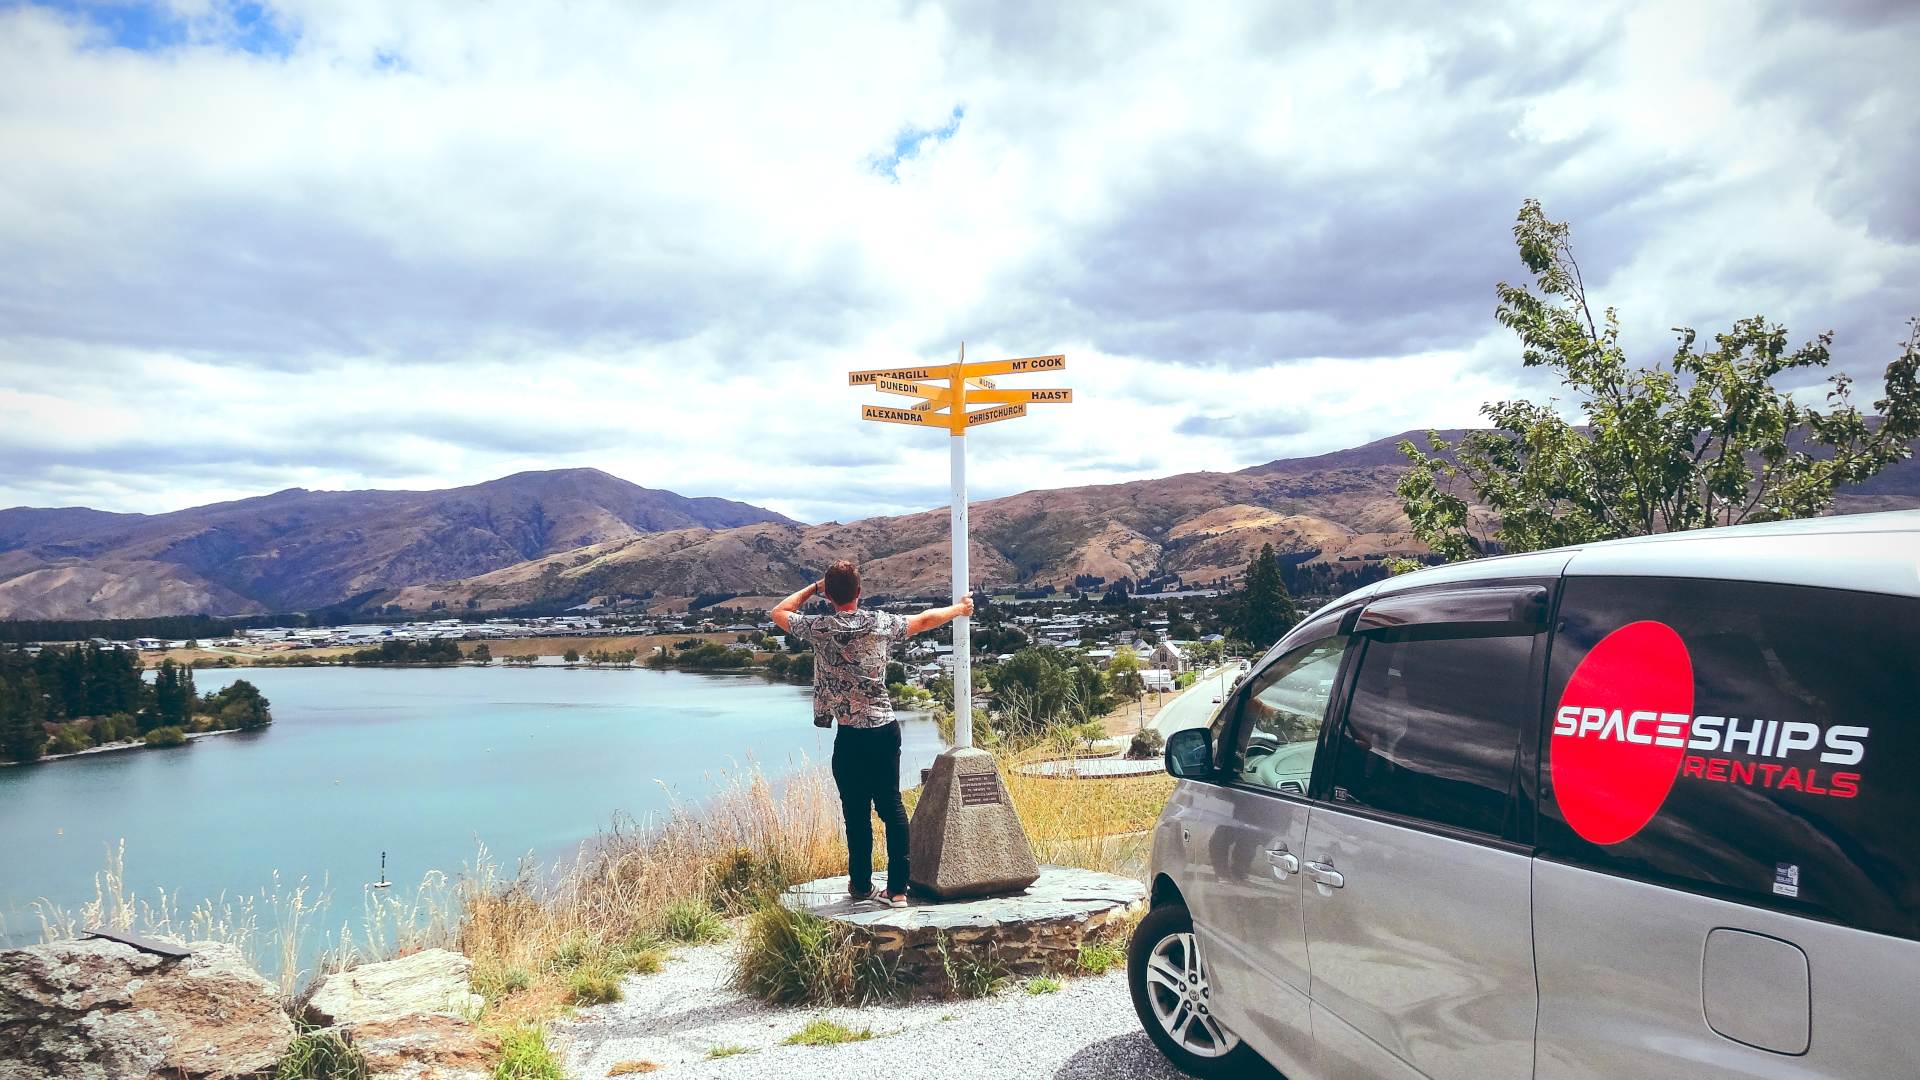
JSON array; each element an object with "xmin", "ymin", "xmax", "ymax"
[{"xmin": 831, "ymin": 722, "xmax": 910, "ymax": 895}]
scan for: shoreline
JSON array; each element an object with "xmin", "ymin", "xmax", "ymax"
[{"xmin": 0, "ymin": 726, "xmax": 245, "ymax": 768}]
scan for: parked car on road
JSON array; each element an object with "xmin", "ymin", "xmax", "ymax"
[{"xmin": 1132, "ymin": 511, "xmax": 1918, "ymax": 1078}]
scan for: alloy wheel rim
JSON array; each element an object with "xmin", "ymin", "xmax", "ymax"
[{"xmin": 1144, "ymin": 931, "xmax": 1240, "ymax": 1057}]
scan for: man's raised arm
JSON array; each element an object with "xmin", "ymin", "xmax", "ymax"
[
  {"xmin": 905, "ymin": 596, "xmax": 975, "ymax": 636},
  {"xmin": 770, "ymin": 580, "xmax": 823, "ymax": 633}
]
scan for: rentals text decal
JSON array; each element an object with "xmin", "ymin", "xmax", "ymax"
[{"xmin": 1550, "ymin": 621, "xmax": 1869, "ymax": 845}]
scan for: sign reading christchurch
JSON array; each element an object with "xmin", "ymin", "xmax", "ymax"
[{"xmin": 1551, "ymin": 620, "xmax": 1870, "ymax": 845}]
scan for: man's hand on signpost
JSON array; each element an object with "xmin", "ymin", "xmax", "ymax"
[{"xmin": 906, "ymin": 595, "xmax": 974, "ymax": 636}]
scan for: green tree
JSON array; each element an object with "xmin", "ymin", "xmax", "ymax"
[
  {"xmin": 563, "ymin": 648, "xmax": 581, "ymax": 663},
  {"xmin": 471, "ymin": 643, "xmax": 493, "ymax": 664},
  {"xmin": 1233, "ymin": 544, "xmax": 1298, "ymax": 650},
  {"xmin": 0, "ymin": 680, "xmax": 46, "ymax": 763},
  {"xmin": 204, "ymin": 681, "xmax": 272, "ymax": 731},
  {"xmin": 1108, "ymin": 646, "xmax": 1145, "ymax": 701},
  {"xmin": 1400, "ymin": 200, "xmax": 1920, "ymax": 559}
]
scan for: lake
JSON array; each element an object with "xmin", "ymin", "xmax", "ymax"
[{"xmin": 0, "ymin": 664, "xmax": 946, "ymax": 961}]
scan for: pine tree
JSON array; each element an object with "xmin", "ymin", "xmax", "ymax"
[
  {"xmin": 0, "ymin": 680, "xmax": 45, "ymax": 763},
  {"xmin": 1234, "ymin": 543, "xmax": 1299, "ymax": 649}
]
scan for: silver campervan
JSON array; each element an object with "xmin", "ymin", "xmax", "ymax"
[{"xmin": 1132, "ymin": 511, "xmax": 1919, "ymax": 1078}]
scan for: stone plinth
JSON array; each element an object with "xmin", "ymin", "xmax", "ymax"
[
  {"xmin": 783, "ymin": 865, "xmax": 1145, "ymax": 994},
  {"xmin": 908, "ymin": 747, "xmax": 1039, "ymax": 898}
]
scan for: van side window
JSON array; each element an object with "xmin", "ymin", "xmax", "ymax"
[
  {"xmin": 1329, "ymin": 628, "xmax": 1533, "ymax": 836},
  {"xmin": 1540, "ymin": 577, "xmax": 1920, "ymax": 942},
  {"xmin": 1227, "ymin": 635, "xmax": 1349, "ymax": 795}
]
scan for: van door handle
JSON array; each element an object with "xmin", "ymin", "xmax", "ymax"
[
  {"xmin": 1267, "ymin": 848, "xmax": 1299, "ymax": 874},
  {"xmin": 1305, "ymin": 861, "xmax": 1345, "ymax": 889}
]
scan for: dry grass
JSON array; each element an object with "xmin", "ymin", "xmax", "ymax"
[
  {"xmin": 457, "ymin": 766, "xmax": 847, "ymax": 1018},
  {"xmin": 467, "ymin": 634, "xmax": 732, "ymax": 661},
  {"xmin": 31, "ymin": 842, "xmax": 459, "ymax": 1006}
]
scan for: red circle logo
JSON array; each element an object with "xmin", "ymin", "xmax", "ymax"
[{"xmin": 1551, "ymin": 620, "xmax": 1694, "ymax": 845}]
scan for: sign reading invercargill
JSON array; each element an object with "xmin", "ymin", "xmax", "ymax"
[{"xmin": 847, "ymin": 346, "xmax": 1071, "ymax": 749}]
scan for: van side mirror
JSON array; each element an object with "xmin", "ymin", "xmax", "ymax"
[{"xmin": 1165, "ymin": 728, "xmax": 1214, "ymax": 779}]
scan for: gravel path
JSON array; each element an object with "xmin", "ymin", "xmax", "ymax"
[{"xmin": 554, "ymin": 941, "xmax": 1191, "ymax": 1080}]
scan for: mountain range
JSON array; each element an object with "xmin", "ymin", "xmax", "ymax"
[
  {"xmin": 5, "ymin": 429, "xmax": 1917, "ymax": 621},
  {"xmin": 0, "ymin": 471, "xmax": 792, "ymax": 619}
]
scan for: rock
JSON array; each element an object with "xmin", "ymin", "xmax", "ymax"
[
  {"xmin": 784, "ymin": 865, "xmax": 1146, "ymax": 995},
  {"xmin": 305, "ymin": 949, "xmax": 484, "ymax": 1027},
  {"xmin": 0, "ymin": 937, "xmax": 295, "ymax": 1080},
  {"xmin": 908, "ymin": 747, "xmax": 1040, "ymax": 899},
  {"xmin": 349, "ymin": 1013, "xmax": 498, "ymax": 1080}
]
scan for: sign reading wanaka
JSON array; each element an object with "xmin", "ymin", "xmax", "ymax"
[{"xmin": 845, "ymin": 346, "xmax": 1072, "ymax": 750}]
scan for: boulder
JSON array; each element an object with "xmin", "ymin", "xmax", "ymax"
[
  {"xmin": 908, "ymin": 747, "xmax": 1040, "ymax": 899},
  {"xmin": 350, "ymin": 1013, "xmax": 498, "ymax": 1080},
  {"xmin": 305, "ymin": 949, "xmax": 484, "ymax": 1027},
  {"xmin": 0, "ymin": 937, "xmax": 294, "ymax": 1080}
]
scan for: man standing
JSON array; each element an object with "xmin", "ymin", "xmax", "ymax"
[{"xmin": 772, "ymin": 560, "xmax": 973, "ymax": 907}]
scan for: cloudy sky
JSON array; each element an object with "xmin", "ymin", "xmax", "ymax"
[{"xmin": 1, "ymin": 0, "xmax": 1914, "ymax": 524}]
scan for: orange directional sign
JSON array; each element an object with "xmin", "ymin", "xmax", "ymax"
[
  {"xmin": 861, "ymin": 405, "xmax": 936, "ymax": 427},
  {"xmin": 957, "ymin": 354, "xmax": 1065, "ymax": 378},
  {"xmin": 964, "ymin": 388, "xmax": 1072, "ymax": 405},
  {"xmin": 875, "ymin": 377, "xmax": 951, "ymax": 404},
  {"xmin": 851, "ymin": 350, "xmax": 1068, "ymax": 436},
  {"xmin": 966, "ymin": 402, "xmax": 1027, "ymax": 427},
  {"xmin": 848, "ymin": 365, "xmax": 940, "ymax": 386}
]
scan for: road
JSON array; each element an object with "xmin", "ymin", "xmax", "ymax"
[
  {"xmin": 560, "ymin": 938, "xmax": 1194, "ymax": 1080},
  {"xmin": 1149, "ymin": 663, "xmax": 1241, "ymax": 737}
]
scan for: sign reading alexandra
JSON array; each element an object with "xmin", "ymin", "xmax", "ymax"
[{"xmin": 861, "ymin": 405, "xmax": 932, "ymax": 426}]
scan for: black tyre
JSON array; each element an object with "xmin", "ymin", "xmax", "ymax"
[{"xmin": 1128, "ymin": 902, "xmax": 1267, "ymax": 1077}]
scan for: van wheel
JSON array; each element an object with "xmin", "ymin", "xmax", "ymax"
[{"xmin": 1129, "ymin": 903, "xmax": 1262, "ymax": 1077}]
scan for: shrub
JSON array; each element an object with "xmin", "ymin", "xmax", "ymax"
[
  {"xmin": 274, "ymin": 1028, "xmax": 369, "ymax": 1080},
  {"xmin": 144, "ymin": 726, "xmax": 187, "ymax": 748},
  {"xmin": 708, "ymin": 847, "xmax": 787, "ymax": 914},
  {"xmin": 472, "ymin": 961, "xmax": 533, "ymax": 1003},
  {"xmin": 1126, "ymin": 729, "xmax": 1164, "ymax": 760},
  {"xmin": 783, "ymin": 1018, "xmax": 874, "ymax": 1046},
  {"xmin": 93, "ymin": 712, "xmax": 137, "ymax": 743},
  {"xmin": 1076, "ymin": 940, "xmax": 1126, "ymax": 975},
  {"xmin": 936, "ymin": 932, "xmax": 1008, "ymax": 998},
  {"xmin": 48, "ymin": 724, "xmax": 92, "ymax": 755},
  {"xmin": 566, "ymin": 962, "xmax": 623, "ymax": 1005},
  {"xmin": 661, "ymin": 897, "xmax": 728, "ymax": 944},
  {"xmin": 732, "ymin": 904, "xmax": 897, "ymax": 1006},
  {"xmin": 492, "ymin": 1026, "xmax": 564, "ymax": 1080}
]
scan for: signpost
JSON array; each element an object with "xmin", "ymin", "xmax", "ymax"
[
  {"xmin": 848, "ymin": 345, "xmax": 1070, "ymax": 899},
  {"xmin": 848, "ymin": 345, "xmax": 1071, "ymax": 749}
]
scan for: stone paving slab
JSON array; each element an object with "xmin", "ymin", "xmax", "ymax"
[{"xmin": 784, "ymin": 865, "xmax": 1145, "ymax": 932}]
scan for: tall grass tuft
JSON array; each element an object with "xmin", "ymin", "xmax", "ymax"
[
  {"xmin": 273, "ymin": 1028, "xmax": 369, "ymax": 1080},
  {"xmin": 491, "ymin": 1025, "xmax": 564, "ymax": 1080},
  {"xmin": 732, "ymin": 903, "xmax": 898, "ymax": 1006}
]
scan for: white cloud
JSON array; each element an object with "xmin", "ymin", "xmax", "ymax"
[{"xmin": 0, "ymin": 0, "xmax": 1913, "ymax": 522}]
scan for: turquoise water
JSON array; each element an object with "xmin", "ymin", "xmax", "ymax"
[{"xmin": 0, "ymin": 665, "xmax": 945, "ymax": 956}]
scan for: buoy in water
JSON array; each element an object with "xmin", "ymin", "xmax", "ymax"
[{"xmin": 372, "ymin": 851, "xmax": 392, "ymax": 890}]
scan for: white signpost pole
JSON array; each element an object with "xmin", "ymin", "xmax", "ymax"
[{"xmin": 950, "ymin": 428, "xmax": 971, "ymax": 749}]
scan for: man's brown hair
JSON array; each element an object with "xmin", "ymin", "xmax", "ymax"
[{"xmin": 823, "ymin": 560, "xmax": 860, "ymax": 605}]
